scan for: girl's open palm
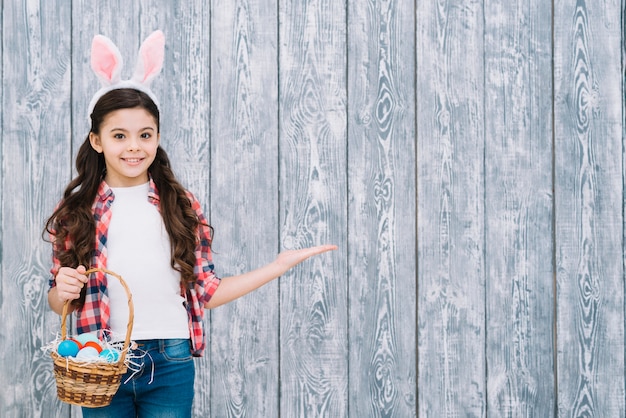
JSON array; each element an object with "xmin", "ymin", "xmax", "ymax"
[{"xmin": 275, "ymin": 244, "xmax": 338, "ymax": 271}]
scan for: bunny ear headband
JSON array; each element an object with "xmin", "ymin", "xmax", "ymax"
[{"xmin": 88, "ymin": 30, "xmax": 165, "ymax": 119}]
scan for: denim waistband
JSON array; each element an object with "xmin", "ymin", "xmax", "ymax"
[{"xmin": 132, "ymin": 338, "xmax": 189, "ymax": 351}]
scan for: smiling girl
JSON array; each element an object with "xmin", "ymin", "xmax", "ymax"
[{"xmin": 45, "ymin": 31, "xmax": 336, "ymax": 418}]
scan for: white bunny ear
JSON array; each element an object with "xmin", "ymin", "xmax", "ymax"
[
  {"xmin": 132, "ymin": 30, "xmax": 165, "ymax": 85},
  {"xmin": 87, "ymin": 30, "xmax": 165, "ymax": 121},
  {"xmin": 90, "ymin": 34, "xmax": 123, "ymax": 86}
]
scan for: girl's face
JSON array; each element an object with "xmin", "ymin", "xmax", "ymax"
[{"xmin": 89, "ymin": 107, "xmax": 160, "ymax": 187}]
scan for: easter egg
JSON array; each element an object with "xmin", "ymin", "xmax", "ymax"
[
  {"xmin": 57, "ymin": 340, "xmax": 80, "ymax": 357},
  {"xmin": 83, "ymin": 340, "xmax": 103, "ymax": 353},
  {"xmin": 99, "ymin": 348, "xmax": 121, "ymax": 363},
  {"xmin": 75, "ymin": 346, "xmax": 100, "ymax": 359},
  {"xmin": 75, "ymin": 332, "xmax": 99, "ymax": 346}
]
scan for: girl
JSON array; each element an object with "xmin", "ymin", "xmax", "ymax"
[{"xmin": 45, "ymin": 31, "xmax": 336, "ymax": 417}]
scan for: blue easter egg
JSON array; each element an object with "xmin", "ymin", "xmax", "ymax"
[
  {"xmin": 57, "ymin": 340, "xmax": 80, "ymax": 357},
  {"xmin": 99, "ymin": 348, "xmax": 121, "ymax": 363}
]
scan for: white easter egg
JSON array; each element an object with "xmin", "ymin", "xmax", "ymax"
[
  {"xmin": 75, "ymin": 346, "xmax": 100, "ymax": 359},
  {"xmin": 75, "ymin": 332, "xmax": 100, "ymax": 346}
]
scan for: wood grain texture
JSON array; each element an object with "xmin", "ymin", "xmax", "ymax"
[
  {"xmin": 2, "ymin": 1, "xmax": 626, "ymax": 417},
  {"xmin": 483, "ymin": 0, "xmax": 556, "ymax": 415},
  {"xmin": 554, "ymin": 0, "xmax": 625, "ymax": 416},
  {"xmin": 209, "ymin": 0, "xmax": 280, "ymax": 416},
  {"xmin": 347, "ymin": 0, "xmax": 417, "ymax": 416},
  {"xmin": 0, "ymin": 0, "xmax": 72, "ymax": 417},
  {"xmin": 416, "ymin": 0, "xmax": 486, "ymax": 416},
  {"xmin": 279, "ymin": 0, "xmax": 348, "ymax": 416}
]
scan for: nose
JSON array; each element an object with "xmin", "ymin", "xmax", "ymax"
[{"xmin": 127, "ymin": 136, "xmax": 140, "ymax": 151}]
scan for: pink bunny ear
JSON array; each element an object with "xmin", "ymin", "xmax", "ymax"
[
  {"xmin": 90, "ymin": 35, "xmax": 123, "ymax": 86},
  {"xmin": 132, "ymin": 30, "xmax": 165, "ymax": 85}
]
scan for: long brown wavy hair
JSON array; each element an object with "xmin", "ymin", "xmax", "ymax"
[{"xmin": 44, "ymin": 88, "xmax": 209, "ymax": 306}]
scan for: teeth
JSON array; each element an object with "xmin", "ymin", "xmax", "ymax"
[{"xmin": 125, "ymin": 159, "xmax": 141, "ymax": 163}]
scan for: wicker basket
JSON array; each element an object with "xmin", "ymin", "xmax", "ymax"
[{"xmin": 50, "ymin": 268, "xmax": 134, "ymax": 407}]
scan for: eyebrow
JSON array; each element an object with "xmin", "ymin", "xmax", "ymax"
[{"xmin": 109, "ymin": 127, "xmax": 155, "ymax": 133}]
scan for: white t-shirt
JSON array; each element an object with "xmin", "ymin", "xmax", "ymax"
[{"xmin": 106, "ymin": 182, "xmax": 189, "ymax": 341}]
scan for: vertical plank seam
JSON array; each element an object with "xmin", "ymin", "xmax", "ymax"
[
  {"xmin": 0, "ymin": 0, "xmax": 3, "ymax": 282},
  {"xmin": 207, "ymin": 2, "xmax": 213, "ymax": 416},
  {"xmin": 0, "ymin": 9, "xmax": 4, "ymax": 412},
  {"xmin": 413, "ymin": 0, "xmax": 420, "ymax": 415},
  {"xmin": 70, "ymin": 0, "xmax": 75, "ymax": 197},
  {"xmin": 551, "ymin": 0, "xmax": 559, "ymax": 415},
  {"xmin": 481, "ymin": 2, "xmax": 488, "ymax": 416},
  {"xmin": 276, "ymin": 1, "xmax": 282, "ymax": 416},
  {"xmin": 620, "ymin": 0, "xmax": 626, "ymax": 412},
  {"xmin": 344, "ymin": 1, "xmax": 351, "ymax": 417}
]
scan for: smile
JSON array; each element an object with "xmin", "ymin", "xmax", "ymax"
[{"xmin": 123, "ymin": 158, "xmax": 143, "ymax": 163}]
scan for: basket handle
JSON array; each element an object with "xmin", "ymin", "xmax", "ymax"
[{"xmin": 60, "ymin": 268, "xmax": 134, "ymax": 361}]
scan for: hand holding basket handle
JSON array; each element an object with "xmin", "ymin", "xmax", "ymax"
[{"xmin": 50, "ymin": 265, "xmax": 89, "ymax": 311}]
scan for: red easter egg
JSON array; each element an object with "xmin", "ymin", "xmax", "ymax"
[{"xmin": 83, "ymin": 340, "xmax": 103, "ymax": 353}]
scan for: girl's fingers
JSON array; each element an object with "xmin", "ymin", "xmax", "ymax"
[
  {"xmin": 55, "ymin": 267, "xmax": 88, "ymax": 302},
  {"xmin": 76, "ymin": 265, "xmax": 87, "ymax": 279},
  {"xmin": 277, "ymin": 244, "xmax": 338, "ymax": 267},
  {"xmin": 312, "ymin": 244, "xmax": 338, "ymax": 254},
  {"xmin": 300, "ymin": 244, "xmax": 338, "ymax": 258}
]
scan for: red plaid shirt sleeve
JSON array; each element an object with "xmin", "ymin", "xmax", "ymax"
[{"xmin": 185, "ymin": 191, "xmax": 221, "ymax": 356}]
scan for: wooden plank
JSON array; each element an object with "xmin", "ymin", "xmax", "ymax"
[
  {"xmin": 483, "ymin": 1, "xmax": 556, "ymax": 415},
  {"xmin": 0, "ymin": 0, "xmax": 72, "ymax": 416},
  {"xmin": 554, "ymin": 0, "xmax": 625, "ymax": 415},
  {"xmin": 415, "ymin": 0, "xmax": 486, "ymax": 415},
  {"xmin": 208, "ymin": 0, "xmax": 280, "ymax": 416},
  {"xmin": 347, "ymin": 0, "xmax": 416, "ymax": 416},
  {"xmin": 278, "ymin": 0, "xmax": 348, "ymax": 416}
]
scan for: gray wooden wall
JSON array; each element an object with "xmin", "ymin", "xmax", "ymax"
[{"xmin": 0, "ymin": 0, "xmax": 624, "ymax": 417}]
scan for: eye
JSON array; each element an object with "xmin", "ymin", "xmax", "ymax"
[
  {"xmin": 113, "ymin": 133, "xmax": 125, "ymax": 140},
  {"xmin": 141, "ymin": 132, "xmax": 152, "ymax": 139}
]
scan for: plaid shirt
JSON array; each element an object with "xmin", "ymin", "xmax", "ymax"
[{"xmin": 49, "ymin": 178, "xmax": 220, "ymax": 356}]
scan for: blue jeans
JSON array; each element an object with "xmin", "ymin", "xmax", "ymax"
[{"xmin": 81, "ymin": 339, "xmax": 195, "ymax": 418}]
